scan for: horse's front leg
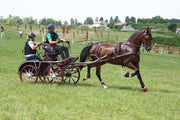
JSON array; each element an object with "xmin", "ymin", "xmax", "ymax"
[
  {"xmin": 96, "ymin": 64, "xmax": 107, "ymax": 89},
  {"xmin": 124, "ymin": 62, "xmax": 148, "ymax": 92}
]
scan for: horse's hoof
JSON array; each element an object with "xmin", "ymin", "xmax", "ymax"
[
  {"xmin": 83, "ymin": 77, "xmax": 88, "ymax": 81},
  {"xmin": 124, "ymin": 72, "xmax": 130, "ymax": 77},
  {"xmin": 143, "ymin": 88, "xmax": 148, "ymax": 92},
  {"xmin": 102, "ymin": 85, "xmax": 108, "ymax": 89}
]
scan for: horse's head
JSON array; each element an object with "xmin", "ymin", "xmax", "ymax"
[{"xmin": 142, "ymin": 27, "xmax": 152, "ymax": 52}]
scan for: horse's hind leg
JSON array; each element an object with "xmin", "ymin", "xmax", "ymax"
[
  {"xmin": 124, "ymin": 62, "xmax": 148, "ymax": 92},
  {"xmin": 83, "ymin": 65, "xmax": 91, "ymax": 81},
  {"xmin": 96, "ymin": 64, "xmax": 107, "ymax": 89}
]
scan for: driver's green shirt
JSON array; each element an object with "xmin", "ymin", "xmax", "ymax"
[{"xmin": 46, "ymin": 32, "xmax": 59, "ymax": 40}]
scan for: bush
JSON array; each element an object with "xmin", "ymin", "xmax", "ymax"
[
  {"xmin": 168, "ymin": 23, "xmax": 177, "ymax": 32},
  {"xmin": 153, "ymin": 36, "xmax": 180, "ymax": 47},
  {"xmin": 107, "ymin": 23, "xmax": 114, "ymax": 29},
  {"xmin": 130, "ymin": 23, "xmax": 169, "ymax": 29}
]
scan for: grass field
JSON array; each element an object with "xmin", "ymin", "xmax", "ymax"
[{"xmin": 0, "ymin": 26, "xmax": 180, "ymax": 120}]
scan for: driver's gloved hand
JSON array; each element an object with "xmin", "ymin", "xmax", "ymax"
[
  {"xmin": 66, "ymin": 41, "xmax": 70, "ymax": 44},
  {"xmin": 58, "ymin": 40, "xmax": 63, "ymax": 43}
]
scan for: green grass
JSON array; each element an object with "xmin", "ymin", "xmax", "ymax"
[{"xmin": 0, "ymin": 25, "xmax": 180, "ymax": 120}]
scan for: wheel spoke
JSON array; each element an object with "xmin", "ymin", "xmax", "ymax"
[
  {"xmin": 63, "ymin": 77, "xmax": 68, "ymax": 82},
  {"xmin": 51, "ymin": 66, "xmax": 55, "ymax": 72},
  {"xmin": 33, "ymin": 73, "xmax": 37, "ymax": 76},
  {"xmin": 71, "ymin": 77, "xmax": 76, "ymax": 83},
  {"xmin": 55, "ymin": 68, "xmax": 59, "ymax": 72},
  {"xmin": 24, "ymin": 69, "xmax": 27, "ymax": 73},
  {"xmin": 46, "ymin": 70, "xmax": 51, "ymax": 74},
  {"xmin": 21, "ymin": 73, "xmax": 27, "ymax": 76},
  {"xmin": 71, "ymin": 70, "xmax": 78, "ymax": 74},
  {"xmin": 32, "ymin": 77, "xmax": 37, "ymax": 81},
  {"xmin": 31, "ymin": 68, "xmax": 35, "ymax": 73},
  {"xmin": 72, "ymin": 75, "xmax": 78, "ymax": 78}
]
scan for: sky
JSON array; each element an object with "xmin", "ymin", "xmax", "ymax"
[{"xmin": 0, "ymin": 0, "xmax": 180, "ymax": 23}]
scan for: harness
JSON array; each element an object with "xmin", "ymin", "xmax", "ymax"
[
  {"xmin": 91, "ymin": 44, "xmax": 102, "ymax": 58},
  {"xmin": 115, "ymin": 42, "xmax": 123, "ymax": 55}
]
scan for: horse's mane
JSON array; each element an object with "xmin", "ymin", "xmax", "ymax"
[{"xmin": 126, "ymin": 30, "xmax": 143, "ymax": 42}]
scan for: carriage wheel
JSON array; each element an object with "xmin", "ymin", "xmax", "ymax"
[
  {"xmin": 20, "ymin": 65, "xmax": 38, "ymax": 83},
  {"xmin": 38, "ymin": 75, "xmax": 44, "ymax": 82},
  {"xmin": 43, "ymin": 65, "xmax": 63, "ymax": 85},
  {"xmin": 63, "ymin": 67, "xmax": 80, "ymax": 84}
]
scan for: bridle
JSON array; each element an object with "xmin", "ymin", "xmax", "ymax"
[{"xmin": 142, "ymin": 32, "xmax": 152, "ymax": 50}]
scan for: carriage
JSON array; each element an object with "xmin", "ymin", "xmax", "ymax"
[
  {"xmin": 18, "ymin": 42, "xmax": 80, "ymax": 85},
  {"xmin": 18, "ymin": 27, "xmax": 152, "ymax": 92}
]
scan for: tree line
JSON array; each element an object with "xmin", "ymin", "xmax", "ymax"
[
  {"xmin": 137, "ymin": 16, "xmax": 180, "ymax": 24},
  {"xmin": 0, "ymin": 15, "xmax": 82, "ymax": 26},
  {"xmin": 1, "ymin": 15, "xmax": 180, "ymax": 29}
]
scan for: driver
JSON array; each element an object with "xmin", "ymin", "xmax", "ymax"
[
  {"xmin": 24, "ymin": 32, "xmax": 42, "ymax": 60},
  {"xmin": 46, "ymin": 24, "xmax": 70, "ymax": 60}
]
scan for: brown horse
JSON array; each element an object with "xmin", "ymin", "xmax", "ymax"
[{"xmin": 80, "ymin": 27, "xmax": 152, "ymax": 92}]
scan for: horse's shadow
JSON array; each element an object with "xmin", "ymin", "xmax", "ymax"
[{"xmin": 35, "ymin": 81, "xmax": 175, "ymax": 93}]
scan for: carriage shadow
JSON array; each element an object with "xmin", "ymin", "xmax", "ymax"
[{"xmin": 35, "ymin": 80, "xmax": 98, "ymax": 88}]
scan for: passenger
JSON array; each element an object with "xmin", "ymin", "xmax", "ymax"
[{"xmin": 24, "ymin": 32, "xmax": 42, "ymax": 60}]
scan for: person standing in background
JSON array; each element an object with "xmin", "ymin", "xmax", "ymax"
[
  {"xmin": 19, "ymin": 30, "xmax": 23, "ymax": 38},
  {"xmin": 1, "ymin": 25, "xmax": 4, "ymax": 40}
]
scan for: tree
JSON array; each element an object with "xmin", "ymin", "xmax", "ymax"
[
  {"xmin": 114, "ymin": 16, "xmax": 119, "ymax": 23},
  {"xmin": 23, "ymin": 17, "xmax": 36, "ymax": 24},
  {"xmin": 152, "ymin": 16, "xmax": 167, "ymax": 24},
  {"xmin": 105, "ymin": 19, "xmax": 108, "ymax": 23},
  {"xmin": 125, "ymin": 16, "xmax": 130, "ymax": 23},
  {"xmin": 46, "ymin": 18, "xmax": 56, "ymax": 25},
  {"xmin": 77, "ymin": 22, "xmax": 82, "ymax": 26},
  {"xmin": 107, "ymin": 22, "xmax": 114, "ymax": 29},
  {"xmin": 0, "ymin": 16, "xmax": 7, "ymax": 23},
  {"xmin": 167, "ymin": 18, "xmax": 180, "ymax": 23},
  {"xmin": 74, "ymin": 19, "xmax": 78, "ymax": 24},
  {"xmin": 9, "ymin": 14, "xmax": 12, "ymax": 18},
  {"xmin": 63, "ymin": 21, "xmax": 68, "ymax": 25},
  {"xmin": 110, "ymin": 17, "xmax": 113, "ymax": 23},
  {"xmin": 84, "ymin": 17, "xmax": 94, "ymax": 25},
  {"xmin": 130, "ymin": 16, "xmax": 136, "ymax": 23},
  {"xmin": 39, "ymin": 18, "xmax": 47, "ymax": 25},
  {"xmin": 74, "ymin": 18, "xmax": 82, "ymax": 26},
  {"xmin": 168, "ymin": 23, "xmax": 177, "ymax": 32},
  {"xmin": 95, "ymin": 17, "xmax": 99, "ymax": 22},
  {"xmin": 56, "ymin": 20, "xmax": 62, "ymax": 25},
  {"xmin": 70, "ymin": 18, "xmax": 74, "ymax": 25},
  {"xmin": 7, "ymin": 16, "xmax": 23, "ymax": 24},
  {"xmin": 99, "ymin": 17, "xmax": 104, "ymax": 21}
]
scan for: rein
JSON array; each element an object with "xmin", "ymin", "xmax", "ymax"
[{"xmin": 124, "ymin": 43, "xmax": 142, "ymax": 48}]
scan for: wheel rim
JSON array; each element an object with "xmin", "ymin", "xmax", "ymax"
[
  {"xmin": 43, "ymin": 65, "xmax": 63, "ymax": 85},
  {"xmin": 64, "ymin": 67, "xmax": 80, "ymax": 84},
  {"xmin": 20, "ymin": 65, "xmax": 38, "ymax": 83}
]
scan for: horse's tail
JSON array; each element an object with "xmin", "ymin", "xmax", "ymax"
[{"xmin": 79, "ymin": 44, "xmax": 93, "ymax": 70}]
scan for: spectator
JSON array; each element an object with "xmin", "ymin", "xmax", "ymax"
[
  {"xmin": 19, "ymin": 30, "xmax": 23, "ymax": 38},
  {"xmin": 1, "ymin": 25, "xmax": 4, "ymax": 40}
]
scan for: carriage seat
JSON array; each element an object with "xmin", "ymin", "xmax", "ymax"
[{"xmin": 42, "ymin": 43, "xmax": 58, "ymax": 61}]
